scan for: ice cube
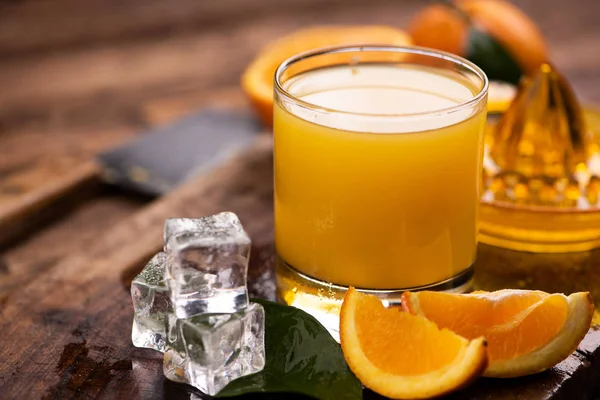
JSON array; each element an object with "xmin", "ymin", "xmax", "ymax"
[
  {"xmin": 131, "ymin": 252, "xmax": 171, "ymax": 352},
  {"xmin": 165, "ymin": 212, "xmax": 251, "ymax": 317},
  {"xmin": 163, "ymin": 218, "xmax": 204, "ymax": 252},
  {"xmin": 163, "ymin": 302, "xmax": 265, "ymax": 396}
]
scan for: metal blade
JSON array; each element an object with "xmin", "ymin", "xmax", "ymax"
[{"xmin": 98, "ymin": 110, "xmax": 261, "ymax": 196}]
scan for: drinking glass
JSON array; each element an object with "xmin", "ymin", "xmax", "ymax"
[{"xmin": 273, "ymin": 46, "xmax": 488, "ymax": 338}]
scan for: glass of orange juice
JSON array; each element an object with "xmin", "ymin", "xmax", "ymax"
[{"xmin": 273, "ymin": 46, "xmax": 488, "ymax": 338}]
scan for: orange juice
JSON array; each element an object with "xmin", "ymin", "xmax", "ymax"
[{"xmin": 274, "ymin": 64, "xmax": 487, "ymax": 290}]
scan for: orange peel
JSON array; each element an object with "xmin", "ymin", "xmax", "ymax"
[
  {"xmin": 340, "ymin": 287, "xmax": 487, "ymax": 399},
  {"xmin": 402, "ymin": 289, "xmax": 594, "ymax": 377}
]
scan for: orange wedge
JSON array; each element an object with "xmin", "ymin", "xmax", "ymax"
[
  {"xmin": 340, "ymin": 287, "xmax": 487, "ymax": 399},
  {"xmin": 241, "ymin": 26, "xmax": 412, "ymax": 126},
  {"xmin": 402, "ymin": 289, "xmax": 594, "ymax": 378},
  {"xmin": 488, "ymin": 80, "xmax": 517, "ymax": 113}
]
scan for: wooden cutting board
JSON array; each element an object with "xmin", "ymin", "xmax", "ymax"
[{"xmin": 1, "ymin": 135, "xmax": 600, "ymax": 399}]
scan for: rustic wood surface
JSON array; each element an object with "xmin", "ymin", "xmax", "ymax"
[{"xmin": 1, "ymin": 0, "xmax": 600, "ymax": 399}]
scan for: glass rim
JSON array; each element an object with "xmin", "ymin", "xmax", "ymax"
[{"xmin": 274, "ymin": 45, "xmax": 489, "ymax": 119}]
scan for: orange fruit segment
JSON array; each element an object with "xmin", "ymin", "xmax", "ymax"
[
  {"xmin": 340, "ymin": 287, "xmax": 487, "ymax": 399},
  {"xmin": 488, "ymin": 80, "xmax": 517, "ymax": 113},
  {"xmin": 241, "ymin": 26, "xmax": 412, "ymax": 127},
  {"xmin": 402, "ymin": 289, "xmax": 594, "ymax": 378}
]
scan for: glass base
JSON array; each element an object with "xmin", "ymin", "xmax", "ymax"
[{"xmin": 275, "ymin": 256, "xmax": 474, "ymax": 341}]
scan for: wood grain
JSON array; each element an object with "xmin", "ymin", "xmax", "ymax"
[
  {"xmin": 0, "ymin": 0, "xmax": 599, "ymax": 398},
  {"xmin": 0, "ymin": 188, "xmax": 146, "ymax": 298},
  {"xmin": 0, "ymin": 87, "xmax": 248, "ymax": 248},
  {"xmin": 0, "ymin": 135, "xmax": 274, "ymax": 399},
  {"xmin": 0, "ymin": 0, "xmax": 422, "ymax": 123},
  {"xmin": 453, "ymin": 328, "xmax": 600, "ymax": 400},
  {"xmin": 1, "ymin": 0, "xmax": 598, "ymax": 137},
  {"xmin": 2, "ymin": 136, "xmax": 600, "ymax": 399},
  {"xmin": 0, "ymin": 160, "xmax": 100, "ymax": 248},
  {"xmin": 0, "ymin": 126, "xmax": 139, "ymax": 247},
  {"xmin": 0, "ymin": 0, "xmax": 407, "ymax": 56}
]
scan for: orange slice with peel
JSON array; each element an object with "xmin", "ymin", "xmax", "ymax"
[
  {"xmin": 340, "ymin": 287, "xmax": 487, "ymax": 399},
  {"xmin": 241, "ymin": 26, "xmax": 412, "ymax": 126},
  {"xmin": 402, "ymin": 289, "xmax": 594, "ymax": 377}
]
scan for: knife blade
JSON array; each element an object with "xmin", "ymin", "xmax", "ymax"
[
  {"xmin": 99, "ymin": 109, "xmax": 261, "ymax": 196},
  {"xmin": 0, "ymin": 108, "xmax": 263, "ymax": 246}
]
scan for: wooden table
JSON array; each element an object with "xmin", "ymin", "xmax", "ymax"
[{"xmin": 1, "ymin": 1, "xmax": 600, "ymax": 399}]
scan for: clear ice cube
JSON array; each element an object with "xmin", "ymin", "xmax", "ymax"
[
  {"xmin": 163, "ymin": 302, "xmax": 266, "ymax": 396},
  {"xmin": 131, "ymin": 252, "xmax": 171, "ymax": 352},
  {"xmin": 165, "ymin": 212, "xmax": 251, "ymax": 317},
  {"xmin": 164, "ymin": 218, "xmax": 204, "ymax": 252}
]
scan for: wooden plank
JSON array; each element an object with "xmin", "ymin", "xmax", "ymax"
[
  {"xmin": 0, "ymin": 135, "xmax": 274, "ymax": 398},
  {"xmin": 451, "ymin": 328, "xmax": 600, "ymax": 400},
  {"xmin": 0, "ymin": 126, "xmax": 139, "ymax": 171},
  {"xmin": 1, "ymin": 135, "xmax": 600, "ymax": 399},
  {"xmin": 0, "ymin": 0, "xmax": 410, "ymax": 56},
  {"xmin": 474, "ymin": 244, "xmax": 600, "ymax": 317},
  {"xmin": 367, "ymin": 329, "xmax": 600, "ymax": 400},
  {"xmin": 142, "ymin": 87, "xmax": 249, "ymax": 126},
  {"xmin": 0, "ymin": 87, "xmax": 246, "ymax": 248},
  {"xmin": 0, "ymin": 126, "xmax": 139, "ymax": 248},
  {"xmin": 0, "ymin": 189, "xmax": 146, "ymax": 298},
  {"xmin": 0, "ymin": 32, "xmax": 247, "ymax": 110},
  {"xmin": 0, "ymin": 0, "xmax": 598, "ymax": 398},
  {"xmin": 0, "ymin": 160, "xmax": 100, "ymax": 248},
  {"xmin": 1, "ymin": 0, "xmax": 595, "ymax": 59},
  {"xmin": 1, "ymin": 0, "xmax": 598, "ymax": 136},
  {"xmin": 0, "ymin": 0, "xmax": 426, "ymax": 132}
]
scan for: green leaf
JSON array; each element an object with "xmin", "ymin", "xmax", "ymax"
[
  {"xmin": 465, "ymin": 27, "xmax": 523, "ymax": 85},
  {"xmin": 217, "ymin": 299, "xmax": 362, "ymax": 400}
]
